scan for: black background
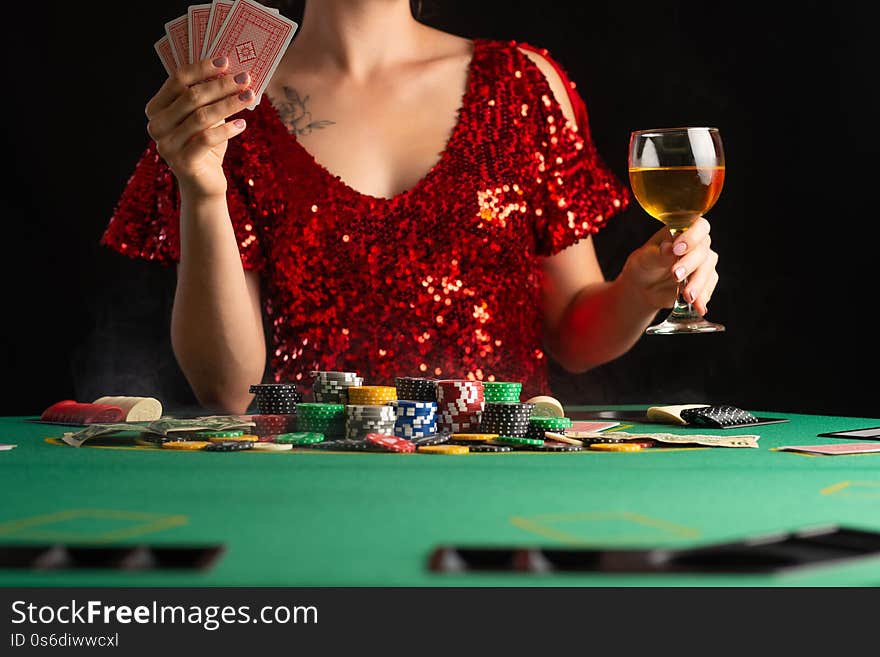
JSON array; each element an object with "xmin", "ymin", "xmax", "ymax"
[{"xmin": 1, "ymin": 1, "xmax": 876, "ymax": 417}]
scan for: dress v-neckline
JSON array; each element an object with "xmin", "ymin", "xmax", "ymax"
[{"xmin": 262, "ymin": 39, "xmax": 480, "ymax": 204}]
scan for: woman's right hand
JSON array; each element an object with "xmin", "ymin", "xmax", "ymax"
[{"xmin": 145, "ymin": 57, "xmax": 255, "ymax": 199}]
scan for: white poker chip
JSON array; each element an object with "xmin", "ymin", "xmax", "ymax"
[
  {"xmin": 251, "ymin": 442, "xmax": 294, "ymax": 452},
  {"xmin": 93, "ymin": 396, "xmax": 163, "ymax": 422},
  {"xmin": 525, "ymin": 395, "xmax": 565, "ymax": 418}
]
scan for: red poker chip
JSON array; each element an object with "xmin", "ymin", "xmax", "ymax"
[{"xmin": 365, "ymin": 433, "xmax": 416, "ymax": 453}]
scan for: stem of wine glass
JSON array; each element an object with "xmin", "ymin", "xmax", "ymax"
[{"xmin": 669, "ymin": 227, "xmax": 700, "ymax": 320}]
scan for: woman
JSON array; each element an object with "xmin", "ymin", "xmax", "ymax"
[{"xmin": 104, "ymin": 0, "xmax": 719, "ymax": 413}]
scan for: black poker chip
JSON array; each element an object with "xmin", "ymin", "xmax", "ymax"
[
  {"xmin": 411, "ymin": 432, "xmax": 451, "ymax": 447},
  {"xmin": 467, "ymin": 444, "xmax": 513, "ymax": 453},
  {"xmin": 204, "ymin": 441, "xmax": 254, "ymax": 452},
  {"xmin": 395, "ymin": 377, "xmax": 438, "ymax": 402}
]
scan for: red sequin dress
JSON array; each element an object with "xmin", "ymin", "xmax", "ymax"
[{"xmin": 103, "ymin": 40, "xmax": 629, "ymax": 398}]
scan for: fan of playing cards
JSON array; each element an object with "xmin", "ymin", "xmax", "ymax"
[{"xmin": 155, "ymin": 0, "xmax": 298, "ymax": 110}]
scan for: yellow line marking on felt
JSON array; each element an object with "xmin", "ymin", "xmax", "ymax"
[
  {"xmin": 821, "ymin": 481, "xmax": 880, "ymax": 498},
  {"xmin": 0, "ymin": 509, "xmax": 188, "ymax": 543},
  {"xmin": 510, "ymin": 511, "xmax": 699, "ymax": 545}
]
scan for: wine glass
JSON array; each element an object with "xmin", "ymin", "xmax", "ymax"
[{"xmin": 628, "ymin": 127, "xmax": 725, "ymax": 334}]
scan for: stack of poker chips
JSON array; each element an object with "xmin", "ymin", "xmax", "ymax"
[
  {"xmin": 481, "ymin": 381, "xmax": 522, "ymax": 403},
  {"xmin": 296, "ymin": 403, "xmax": 346, "ymax": 439},
  {"xmin": 249, "ymin": 383, "xmax": 303, "ymax": 415},
  {"xmin": 390, "ymin": 400, "xmax": 438, "ymax": 440},
  {"xmin": 394, "ymin": 377, "xmax": 438, "ymax": 402},
  {"xmin": 345, "ymin": 405, "xmax": 396, "ymax": 440},
  {"xmin": 347, "ymin": 386, "xmax": 397, "ymax": 406},
  {"xmin": 435, "ymin": 380, "xmax": 485, "ymax": 433},
  {"xmin": 310, "ymin": 371, "xmax": 363, "ymax": 404},
  {"xmin": 480, "ymin": 402, "xmax": 535, "ymax": 437},
  {"xmin": 526, "ymin": 415, "xmax": 573, "ymax": 441}
]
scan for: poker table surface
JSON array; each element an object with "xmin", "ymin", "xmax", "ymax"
[{"xmin": 2, "ymin": 407, "xmax": 880, "ymax": 587}]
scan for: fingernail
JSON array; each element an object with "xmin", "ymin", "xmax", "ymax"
[
  {"xmin": 239, "ymin": 89, "xmax": 254, "ymax": 102},
  {"xmin": 673, "ymin": 242, "xmax": 688, "ymax": 256},
  {"xmin": 675, "ymin": 266, "xmax": 686, "ymax": 281},
  {"xmin": 233, "ymin": 119, "xmax": 246, "ymax": 130},
  {"xmin": 688, "ymin": 290, "xmax": 697, "ymax": 303},
  {"xmin": 213, "ymin": 57, "xmax": 228, "ymax": 68},
  {"xmin": 234, "ymin": 72, "xmax": 249, "ymax": 84}
]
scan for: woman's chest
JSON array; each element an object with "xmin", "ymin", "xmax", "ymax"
[{"xmin": 265, "ymin": 63, "xmax": 471, "ymax": 200}]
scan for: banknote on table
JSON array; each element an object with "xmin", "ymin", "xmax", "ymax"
[
  {"xmin": 555, "ymin": 431, "xmax": 761, "ymax": 449},
  {"xmin": 154, "ymin": 0, "xmax": 298, "ymax": 110},
  {"xmin": 61, "ymin": 416, "xmax": 255, "ymax": 448}
]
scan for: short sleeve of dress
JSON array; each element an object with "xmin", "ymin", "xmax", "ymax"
[
  {"xmin": 518, "ymin": 45, "xmax": 630, "ymax": 257},
  {"xmin": 101, "ymin": 111, "xmax": 266, "ymax": 271}
]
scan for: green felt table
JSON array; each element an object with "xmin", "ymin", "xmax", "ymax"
[{"xmin": 1, "ymin": 408, "xmax": 880, "ymax": 587}]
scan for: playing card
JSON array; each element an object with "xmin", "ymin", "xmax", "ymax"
[
  {"xmin": 778, "ymin": 443, "xmax": 880, "ymax": 456},
  {"xmin": 206, "ymin": 0, "xmax": 298, "ymax": 109},
  {"xmin": 202, "ymin": 0, "xmax": 235, "ymax": 60},
  {"xmin": 165, "ymin": 14, "xmax": 190, "ymax": 66},
  {"xmin": 569, "ymin": 421, "xmax": 619, "ymax": 433},
  {"xmin": 188, "ymin": 4, "xmax": 213, "ymax": 64},
  {"xmin": 154, "ymin": 36, "xmax": 179, "ymax": 76}
]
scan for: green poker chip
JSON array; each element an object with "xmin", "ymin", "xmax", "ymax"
[
  {"xmin": 492, "ymin": 435, "xmax": 544, "ymax": 447},
  {"xmin": 273, "ymin": 432, "xmax": 325, "ymax": 445},
  {"xmin": 528, "ymin": 416, "xmax": 573, "ymax": 430},
  {"xmin": 190, "ymin": 430, "xmax": 245, "ymax": 439}
]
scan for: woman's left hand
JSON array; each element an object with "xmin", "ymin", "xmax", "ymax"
[{"xmin": 619, "ymin": 217, "xmax": 719, "ymax": 316}]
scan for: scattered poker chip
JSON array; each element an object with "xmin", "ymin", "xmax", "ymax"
[
  {"xmin": 543, "ymin": 432, "xmax": 583, "ymax": 447},
  {"xmin": 40, "ymin": 400, "xmax": 126, "ymax": 425},
  {"xmin": 536, "ymin": 441, "xmax": 583, "ymax": 452},
  {"xmin": 204, "ymin": 440, "xmax": 254, "ymax": 452},
  {"xmin": 417, "ymin": 444, "xmax": 469, "ymax": 455},
  {"xmin": 467, "ymin": 444, "xmax": 513, "ymax": 453},
  {"xmin": 524, "ymin": 395, "xmax": 565, "ymax": 418},
  {"xmin": 411, "ymin": 433, "xmax": 451, "ymax": 447},
  {"xmin": 304, "ymin": 439, "xmax": 357, "ymax": 451},
  {"xmin": 450, "ymin": 433, "xmax": 500, "ymax": 442},
  {"xmin": 590, "ymin": 443, "xmax": 642, "ymax": 452},
  {"xmin": 273, "ymin": 432, "xmax": 324, "ymax": 445},
  {"xmin": 563, "ymin": 431, "xmax": 630, "ymax": 444},
  {"xmin": 491, "ymin": 435, "xmax": 544, "ymax": 447},
  {"xmin": 365, "ymin": 433, "xmax": 416, "ymax": 453},
  {"xmin": 251, "ymin": 442, "xmax": 294, "ymax": 452},
  {"xmin": 163, "ymin": 441, "xmax": 211, "ymax": 451},
  {"xmin": 629, "ymin": 439, "xmax": 658, "ymax": 448}
]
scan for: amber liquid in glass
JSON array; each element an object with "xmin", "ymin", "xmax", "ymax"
[{"xmin": 628, "ymin": 166, "xmax": 725, "ymax": 231}]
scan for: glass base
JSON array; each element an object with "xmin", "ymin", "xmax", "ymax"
[{"xmin": 646, "ymin": 316, "xmax": 726, "ymax": 335}]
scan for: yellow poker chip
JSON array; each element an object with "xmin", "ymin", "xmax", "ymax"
[
  {"xmin": 208, "ymin": 434, "xmax": 259, "ymax": 443},
  {"xmin": 450, "ymin": 433, "xmax": 500, "ymax": 442},
  {"xmin": 163, "ymin": 441, "xmax": 211, "ymax": 451},
  {"xmin": 524, "ymin": 395, "xmax": 565, "ymax": 418},
  {"xmin": 589, "ymin": 443, "xmax": 642, "ymax": 452},
  {"xmin": 418, "ymin": 444, "xmax": 469, "ymax": 455}
]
